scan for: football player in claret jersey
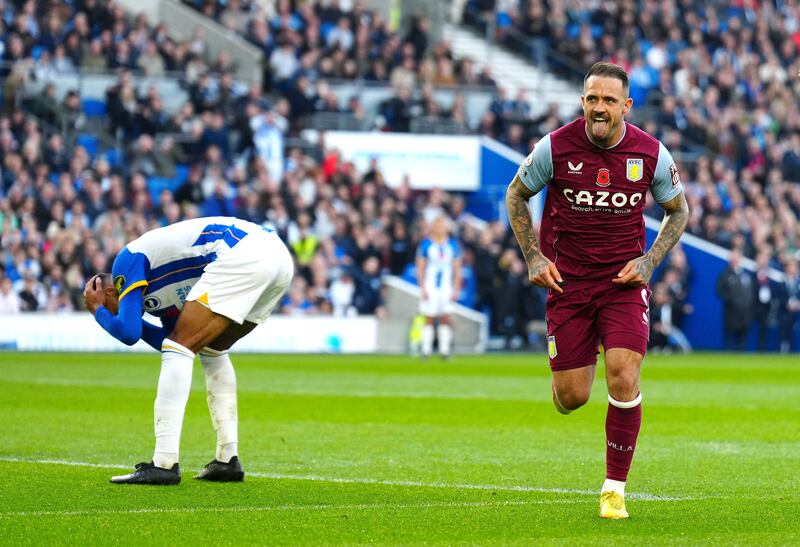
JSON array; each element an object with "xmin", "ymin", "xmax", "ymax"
[
  {"xmin": 505, "ymin": 62, "xmax": 689, "ymax": 518},
  {"xmin": 83, "ymin": 217, "xmax": 294, "ymax": 484},
  {"xmin": 416, "ymin": 216, "xmax": 462, "ymax": 359}
]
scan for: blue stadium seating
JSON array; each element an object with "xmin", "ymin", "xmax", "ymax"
[
  {"xmin": 103, "ymin": 148, "xmax": 123, "ymax": 167},
  {"xmin": 81, "ymin": 99, "xmax": 107, "ymax": 118},
  {"xmin": 76, "ymin": 133, "xmax": 98, "ymax": 157},
  {"xmin": 174, "ymin": 164, "xmax": 190, "ymax": 183},
  {"xmin": 147, "ymin": 176, "xmax": 183, "ymax": 205}
]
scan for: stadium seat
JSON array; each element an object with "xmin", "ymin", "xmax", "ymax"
[
  {"xmin": 147, "ymin": 177, "xmax": 182, "ymax": 205},
  {"xmin": 320, "ymin": 21, "xmax": 335, "ymax": 40},
  {"xmin": 104, "ymin": 148, "xmax": 123, "ymax": 167},
  {"xmin": 82, "ymin": 99, "xmax": 107, "ymax": 118},
  {"xmin": 174, "ymin": 164, "xmax": 190, "ymax": 183},
  {"xmin": 76, "ymin": 134, "xmax": 99, "ymax": 157}
]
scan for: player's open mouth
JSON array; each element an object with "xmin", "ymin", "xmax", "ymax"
[{"xmin": 592, "ymin": 118, "xmax": 609, "ymax": 133}]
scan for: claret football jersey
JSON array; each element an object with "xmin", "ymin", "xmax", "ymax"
[{"xmin": 517, "ymin": 119, "xmax": 683, "ymax": 281}]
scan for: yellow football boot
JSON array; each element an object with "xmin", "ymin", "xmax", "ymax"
[{"xmin": 599, "ymin": 490, "xmax": 629, "ymax": 519}]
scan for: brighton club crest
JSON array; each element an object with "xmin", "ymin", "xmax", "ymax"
[{"xmin": 626, "ymin": 158, "xmax": 643, "ymax": 182}]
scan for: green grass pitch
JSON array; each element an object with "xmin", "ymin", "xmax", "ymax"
[{"xmin": 0, "ymin": 352, "xmax": 798, "ymax": 545}]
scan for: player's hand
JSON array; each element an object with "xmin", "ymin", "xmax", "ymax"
[
  {"xmin": 421, "ymin": 287, "xmax": 429, "ymax": 300},
  {"xmin": 613, "ymin": 256, "xmax": 654, "ymax": 286},
  {"xmin": 83, "ymin": 275, "xmax": 105, "ymax": 314},
  {"xmin": 527, "ymin": 255, "xmax": 563, "ymax": 294}
]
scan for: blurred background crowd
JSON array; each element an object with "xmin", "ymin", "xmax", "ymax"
[{"xmin": 0, "ymin": 0, "xmax": 798, "ymax": 351}]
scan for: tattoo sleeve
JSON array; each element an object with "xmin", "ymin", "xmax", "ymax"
[
  {"xmin": 505, "ymin": 175, "xmax": 542, "ymax": 264},
  {"xmin": 642, "ymin": 191, "xmax": 689, "ymax": 274}
]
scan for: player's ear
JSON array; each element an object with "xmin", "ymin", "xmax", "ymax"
[{"xmin": 623, "ymin": 97, "xmax": 633, "ymax": 114}]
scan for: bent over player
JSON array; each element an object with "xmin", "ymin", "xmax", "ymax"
[
  {"xmin": 83, "ymin": 217, "xmax": 293, "ymax": 484},
  {"xmin": 505, "ymin": 63, "xmax": 688, "ymax": 518}
]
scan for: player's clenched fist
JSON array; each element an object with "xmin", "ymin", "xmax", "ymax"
[{"xmin": 527, "ymin": 254, "xmax": 564, "ymax": 294}]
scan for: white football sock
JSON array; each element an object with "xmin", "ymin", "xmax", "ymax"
[
  {"xmin": 438, "ymin": 324, "xmax": 453, "ymax": 356},
  {"xmin": 421, "ymin": 324, "xmax": 434, "ymax": 356},
  {"xmin": 152, "ymin": 338, "xmax": 195, "ymax": 469},
  {"xmin": 602, "ymin": 478, "xmax": 626, "ymax": 496},
  {"xmin": 200, "ymin": 347, "xmax": 238, "ymax": 463}
]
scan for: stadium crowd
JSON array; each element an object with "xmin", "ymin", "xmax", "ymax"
[
  {"xmin": 467, "ymin": 0, "xmax": 800, "ymax": 264},
  {"xmin": 0, "ymin": 0, "xmax": 798, "ymax": 349},
  {"xmin": 0, "ymin": 0, "xmax": 541, "ymax": 338}
]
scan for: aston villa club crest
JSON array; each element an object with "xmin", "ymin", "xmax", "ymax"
[
  {"xmin": 626, "ymin": 158, "xmax": 643, "ymax": 182},
  {"xmin": 548, "ymin": 335, "xmax": 557, "ymax": 358},
  {"xmin": 596, "ymin": 168, "xmax": 611, "ymax": 187}
]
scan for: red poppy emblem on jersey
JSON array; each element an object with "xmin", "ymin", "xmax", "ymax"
[{"xmin": 596, "ymin": 168, "xmax": 611, "ymax": 187}]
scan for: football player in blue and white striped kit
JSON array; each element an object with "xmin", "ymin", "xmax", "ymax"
[
  {"xmin": 416, "ymin": 216, "xmax": 463, "ymax": 359},
  {"xmin": 83, "ymin": 217, "xmax": 293, "ymax": 485}
]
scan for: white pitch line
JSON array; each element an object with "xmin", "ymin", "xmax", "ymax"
[
  {"xmin": 0, "ymin": 499, "xmax": 593, "ymax": 519},
  {"xmin": 0, "ymin": 456, "xmax": 685, "ymax": 501}
]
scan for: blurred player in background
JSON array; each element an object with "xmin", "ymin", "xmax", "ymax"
[
  {"xmin": 83, "ymin": 217, "xmax": 293, "ymax": 484},
  {"xmin": 506, "ymin": 62, "xmax": 689, "ymax": 518},
  {"xmin": 416, "ymin": 216, "xmax": 462, "ymax": 359}
]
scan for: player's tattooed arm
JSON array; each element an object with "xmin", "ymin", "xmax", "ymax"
[
  {"xmin": 506, "ymin": 175, "xmax": 563, "ymax": 293},
  {"xmin": 614, "ymin": 191, "xmax": 689, "ymax": 286}
]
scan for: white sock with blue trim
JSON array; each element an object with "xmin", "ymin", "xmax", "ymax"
[{"xmin": 152, "ymin": 338, "xmax": 195, "ymax": 469}]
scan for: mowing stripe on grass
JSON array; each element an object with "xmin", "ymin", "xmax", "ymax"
[
  {"xmin": 1, "ymin": 376, "xmax": 541, "ymax": 401},
  {"xmin": 0, "ymin": 456, "xmax": 685, "ymax": 501},
  {"xmin": 0, "ymin": 499, "xmax": 594, "ymax": 519}
]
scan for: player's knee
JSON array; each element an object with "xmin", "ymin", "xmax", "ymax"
[
  {"xmin": 607, "ymin": 369, "xmax": 639, "ymax": 399},
  {"xmin": 557, "ymin": 389, "xmax": 591, "ymax": 410}
]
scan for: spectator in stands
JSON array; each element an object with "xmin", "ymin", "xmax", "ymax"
[
  {"xmin": 779, "ymin": 259, "xmax": 800, "ymax": 353},
  {"xmin": 753, "ymin": 251, "xmax": 778, "ymax": 351},
  {"xmin": 137, "ymin": 40, "xmax": 166, "ymax": 77},
  {"xmin": 493, "ymin": 251, "xmax": 527, "ymax": 348},
  {"xmin": 716, "ymin": 250, "xmax": 756, "ymax": 351},
  {"xmin": 0, "ymin": 277, "xmax": 21, "ymax": 314},
  {"xmin": 649, "ymin": 282, "xmax": 692, "ymax": 353},
  {"xmin": 352, "ymin": 256, "xmax": 383, "ymax": 316},
  {"xmin": 329, "ymin": 271, "xmax": 356, "ymax": 317}
]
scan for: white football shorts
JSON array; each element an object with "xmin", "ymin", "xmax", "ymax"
[
  {"xmin": 187, "ymin": 229, "xmax": 293, "ymax": 324},
  {"xmin": 419, "ymin": 287, "xmax": 454, "ymax": 317}
]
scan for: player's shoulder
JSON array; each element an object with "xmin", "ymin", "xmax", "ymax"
[
  {"xmin": 548, "ymin": 118, "xmax": 591, "ymax": 157},
  {"xmin": 112, "ymin": 246, "xmax": 141, "ymax": 270},
  {"xmin": 623, "ymin": 122, "xmax": 661, "ymax": 157},
  {"xmin": 553, "ymin": 118, "xmax": 585, "ymax": 136},
  {"xmin": 549, "ymin": 118, "xmax": 585, "ymax": 142}
]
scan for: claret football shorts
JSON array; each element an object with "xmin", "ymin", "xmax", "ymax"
[
  {"xmin": 187, "ymin": 229, "xmax": 293, "ymax": 325},
  {"xmin": 545, "ymin": 280, "xmax": 651, "ymax": 371}
]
